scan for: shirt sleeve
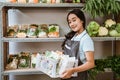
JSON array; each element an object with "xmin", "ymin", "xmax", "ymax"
[{"xmin": 82, "ymin": 37, "xmax": 94, "ymax": 52}]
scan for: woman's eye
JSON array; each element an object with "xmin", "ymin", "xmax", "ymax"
[
  {"xmin": 73, "ymin": 19, "xmax": 76, "ymax": 22},
  {"xmin": 68, "ymin": 21, "xmax": 71, "ymax": 24}
]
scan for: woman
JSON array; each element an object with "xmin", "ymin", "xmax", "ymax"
[{"xmin": 61, "ymin": 9, "xmax": 95, "ymax": 80}]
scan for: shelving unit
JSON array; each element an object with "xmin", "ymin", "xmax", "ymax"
[
  {"xmin": 0, "ymin": 2, "xmax": 85, "ymax": 80},
  {"xmin": 0, "ymin": 2, "xmax": 118, "ymax": 80}
]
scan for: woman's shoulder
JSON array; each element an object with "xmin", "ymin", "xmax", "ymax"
[{"xmin": 83, "ymin": 34, "xmax": 93, "ymax": 42}]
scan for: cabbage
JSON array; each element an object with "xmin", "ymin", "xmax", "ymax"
[
  {"xmin": 109, "ymin": 30, "xmax": 120, "ymax": 37},
  {"xmin": 87, "ymin": 21, "xmax": 100, "ymax": 37},
  {"xmin": 115, "ymin": 23, "xmax": 120, "ymax": 33}
]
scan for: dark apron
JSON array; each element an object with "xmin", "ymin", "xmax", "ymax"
[{"xmin": 61, "ymin": 33, "xmax": 88, "ymax": 80}]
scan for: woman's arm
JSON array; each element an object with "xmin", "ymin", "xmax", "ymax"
[
  {"xmin": 72, "ymin": 51, "xmax": 95, "ymax": 72},
  {"xmin": 60, "ymin": 51, "xmax": 95, "ymax": 79}
]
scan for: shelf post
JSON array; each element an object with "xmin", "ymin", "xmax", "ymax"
[
  {"xmin": 112, "ymin": 40, "xmax": 116, "ymax": 80},
  {"xmin": 112, "ymin": 40, "xmax": 116, "ymax": 56},
  {"xmin": 0, "ymin": 2, "xmax": 3, "ymax": 80}
]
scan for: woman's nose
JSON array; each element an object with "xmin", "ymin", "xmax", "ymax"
[{"xmin": 70, "ymin": 22, "xmax": 74, "ymax": 27}]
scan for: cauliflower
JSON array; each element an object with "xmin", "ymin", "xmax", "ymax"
[
  {"xmin": 105, "ymin": 19, "xmax": 116, "ymax": 28},
  {"xmin": 98, "ymin": 26, "xmax": 108, "ymax": 36}
]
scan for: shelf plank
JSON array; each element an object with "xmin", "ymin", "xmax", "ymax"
[
  {"xmin": 3, "ymin": 68, "xmax": 44, "ymax": 75},
  {"xmin": 92, "ymin": 37, "xmax": 116, "ymax": 41},
  {"xmin": 2, "ymin": 37, "xmax": 117, "ymax": 42},
  {"xmin": 115, "ymin": 37, "xmax": 120, "ymax": 40},
  {"xmin": 2, "ymin": 37, "xmax": 65, "ymax": 42},
  {"xmin": 1, "ymin": 2, "xmax": 84, "ymax": 8}
]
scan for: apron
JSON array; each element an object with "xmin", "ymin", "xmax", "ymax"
[{"xmin": 61, "ymin": 33, "xmax": 88, "ymax": 80}]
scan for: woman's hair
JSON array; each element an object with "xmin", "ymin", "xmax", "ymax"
[{"xmin": 61, "ymin": 9, "xmax": 86, "ymax": 49}]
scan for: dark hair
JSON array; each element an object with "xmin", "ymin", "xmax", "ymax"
[{"xmin": 61, "ymin": 9, "xmax": 86, "ymax": 49}]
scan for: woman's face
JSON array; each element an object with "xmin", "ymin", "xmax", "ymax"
[{"xmin": 68, "ymin": 13, "xmax": 84, "ymax": 34}]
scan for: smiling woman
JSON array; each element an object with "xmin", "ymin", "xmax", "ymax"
[{"xmin": 61, "ymin": 9, "xmax": 95, "ymax": 80}]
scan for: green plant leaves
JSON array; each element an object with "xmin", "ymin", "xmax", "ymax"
[
  {"xmin": 88, "ymin": 56, "xmax": 120, "ymax": 80},
  {"xmin": 83, "ymin": 0, "xmax": 120, "ymax": 18}
]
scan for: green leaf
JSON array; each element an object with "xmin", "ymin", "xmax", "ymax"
[
  {"xmin": 83, "ymin": 0, "xmax": 120, "ymax": 18},
  {"xmin": 49, "ymin": 26, "xmax": 56, "ymax": 32}
]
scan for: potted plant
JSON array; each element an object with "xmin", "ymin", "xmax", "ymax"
[
  {"xmin": 82, "ymin": 0, "xmax": 120, "ymax": 19},
  {"xmin": 88, "ymin": 56, "xmax": 120, "ymax": 80},
  {"xmin": 110, "ymin": 56, "xmax": 120, "ymax": 80}
]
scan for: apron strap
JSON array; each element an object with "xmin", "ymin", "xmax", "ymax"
[{"xmin": 76, "ymin": 32, "xmax": 87, "ymax": 60}]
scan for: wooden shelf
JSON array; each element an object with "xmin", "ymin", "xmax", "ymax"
[
  {"xmin": 92, "ymin": 37, "xmax": 116, "ymax": 41},
  {"xmin": 115, "ymin": 37, "xmax": 120, "ymax": 40},
  {"xmin": 0, "ymin": 2, "xmax": 84, "ymax": 8},
  {"xmin": 3, "ymin": 68, "xmax": 43, "ymax": 75},
  {"xmin": 2, "ymin": 37, "xmax": 65, "ymax": 42},
  {"xmin": 2, "ymin": 37, "xmax": 118, "ymax": 42}
]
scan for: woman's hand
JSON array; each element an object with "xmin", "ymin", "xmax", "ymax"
[{"xmin": 60, "ymin": 68, "xmax": 74, "ymax": 79}]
